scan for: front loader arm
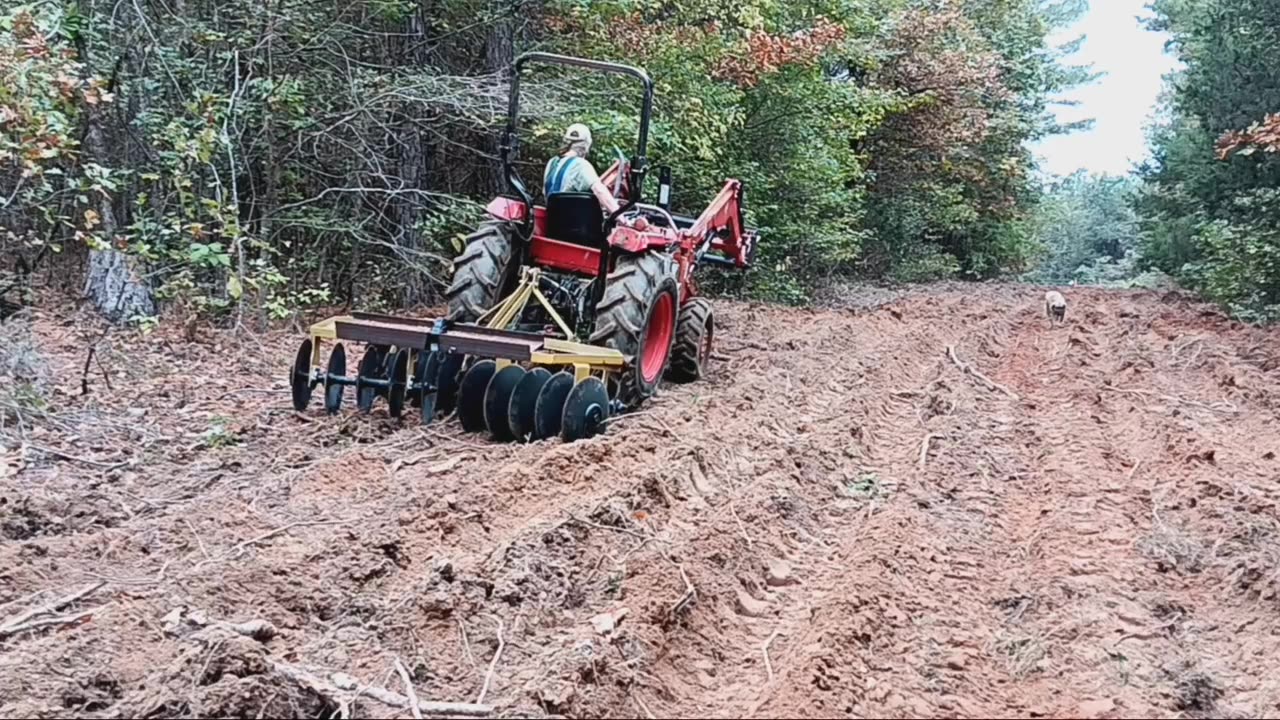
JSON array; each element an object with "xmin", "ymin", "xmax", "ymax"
[{"xmin": 687, "ymin": 180, "xmax": 756, "ymax": 269}]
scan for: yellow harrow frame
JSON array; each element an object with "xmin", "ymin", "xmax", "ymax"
[{"xmin": 289, "ymin": 266, "xmax": 625, "ymax": 442}]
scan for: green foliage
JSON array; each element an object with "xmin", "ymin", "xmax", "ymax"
[
  {"xmin": 3, "ymin": 0, "xmax": 1090, "ymax": 318},
  {"xmin": 1027, "ymin": 171, "xmax": 1146, "ymax": 284},
  {"xmin": 0, "ymin": 2, "xmax": 110, "ymax": 278},
  {"xmin": 1137, "ymin": 0, "xmax": 1280, "ymax": 320},
  {"xmin": 537, "ymin": 0, "xmax": 1084, "ymax": 299}
]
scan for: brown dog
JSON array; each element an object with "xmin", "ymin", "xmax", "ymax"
[{"xmin": 1044, "ymin": 290, "xmax": 1067, "ymax": 327}]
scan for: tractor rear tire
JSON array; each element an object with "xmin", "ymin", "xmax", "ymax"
[
  {"xmin": 445, "ymin": 220, "xmax": 518, "ymax": 323},
  {"xmin": 589, "ymin": 252, "xmax": 679, "ymax": 410},
  {"xmin": 666, "ymin": 297, "xmax": 713, "ymax": 383}
]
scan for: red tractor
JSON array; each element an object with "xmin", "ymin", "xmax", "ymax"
[{"xmin": 289, "ymin": 52, "xmax": 756, "ymax": 443}]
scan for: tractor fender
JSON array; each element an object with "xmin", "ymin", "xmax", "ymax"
[{"xmin": 486, "ymin": 196, "xmax": 527, "ymax": 222}]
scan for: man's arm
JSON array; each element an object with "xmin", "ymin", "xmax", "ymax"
[
  {"xmin": 577, "ymin": 160, "xmax": 621, "ymax": 214},
  {"xmin": 591, "ymin": 180, "xmax": 621, "ymax": 214}
]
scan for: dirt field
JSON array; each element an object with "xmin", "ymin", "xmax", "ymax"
[{"xmin": 2, "ymin": 282, "xmax": 1279, "ymax": 719}]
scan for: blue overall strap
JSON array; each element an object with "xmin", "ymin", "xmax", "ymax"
[{"xmin": 547, "ymin": 155, "xmax": 578, "ymax": 195}]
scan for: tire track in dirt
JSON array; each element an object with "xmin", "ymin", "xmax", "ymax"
[
  {"xmin": 735, "ymin": 289, "xmax": 1034, "ymax": 719},
  {"xmin": 637, "ymin": 291, "xmax": 1026, "ymax": 719}
]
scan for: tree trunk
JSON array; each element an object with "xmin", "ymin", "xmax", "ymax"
[{"xmin": 81, "ymin": 107, "xmax": 154, "ymax": 322}]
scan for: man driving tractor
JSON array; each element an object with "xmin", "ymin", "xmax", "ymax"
[{"xmin": 543, "ymin": 123, "xmax": 622, "ymax": 215}]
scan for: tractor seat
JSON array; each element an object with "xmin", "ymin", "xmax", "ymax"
[{"xmin": 545, "ymin": 192, "xmax": 606, "ymax": 249}]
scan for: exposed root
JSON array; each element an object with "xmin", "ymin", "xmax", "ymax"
[
  {"xmin": 0, "ymin": 581, "xmax": 105, "ymax": 638},
  {"xmin": 394, "ymin": 658, "xmax": 423, "ymax": 720},
  {"xmin": 762, "ymin": 629, "xmax": 784, "ymax": 683},
  {"xmin": 947, "ymin": 345, "xmax": 1019, "ymax": 399},
  {"xmin": 276, "ymin": 662, "xmax": 494, "ymax": 717},
  {"xmin": 476, "ymin": 618, "xmax": 505, "ymax": 705}
]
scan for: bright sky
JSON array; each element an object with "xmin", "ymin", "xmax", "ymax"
[{"xmin": 1031, "ymin": 0, "xmax": 1182, "ymax": 177}]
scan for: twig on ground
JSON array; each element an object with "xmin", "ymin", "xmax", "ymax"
[
  {"xmin": 1100, "ymin": 385, "xmax": 1236, "ymax": 415},
  {"xmin": 183, "ymin": 518, "xmax": 211, "ymax": 560},
  {"xmin": 918, "ymin": 434, "xmax": 940, "ymax": 468},
  {"xmin": 218, "ymin": 388, "xmax": 287, "ymax": 400},
  {"xmin": 568, "ymin": 512, "xmax": 650, "ymax": 540},
  {"xmin": 25, "ymin": 444, "xmax": 130, "ymax": 471},
  {"xmin": 85, "ymin": 559, "xmax": 171, "ymax": 586},
  {"xmin": 728, "ymin": 501, "xmax": 753, "ymax": 547},
  {"xmin": 476, "ymin": 618, "xmax": 505, "ymax": 705},
  {"xmin": 0, "ymin": 581, "xmax": 105, "ymax": 634},
  {"xmin": 947, "ymin": 346, "xmax": 1019, "ymax": 399},
  {"xmin": 458, "ymin": 619, "xmax": 477, "ymax": 669},
  {"xmin": 194, "ymin": 519, "xmax": 349, "ymax": 570},
  {"xmin": 670, "ymin": 564, "xmax": 696, "ymax": 618},
  {"xmin": 0, "ymin": 608, "xmax": 101, "ymax": 637},
  {"xmin": 1126, "ymin": 459, "xmax": 1143, "ymax": 482},
  {"xmin": 394, "ymin": 658, "xmax": 423, "ymax": 720},
  {"xmin": 80, "ymin": 346, "xmax": 96, "ymax": 396},
  {"xmin": 632, "ymin": 691, "xmax": 658, "ymax": 720},
  {"xmin": 276, "ymin": 663, "xmax": 493, "ymax": 717},
  {"xmin": 762, "ymin": 629, "xmax": 784, "ymax": 683}
]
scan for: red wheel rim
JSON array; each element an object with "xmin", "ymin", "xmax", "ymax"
[{"xmin": 641, "ymin": 292, "xmax": 675, "ymax": 383}]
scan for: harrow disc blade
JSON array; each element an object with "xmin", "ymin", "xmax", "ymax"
[
  {"xmin": 457, "ymin": 359, "xmax": 497, "ymax": 432},
  {"xmin": 356, "ymin": 345, "xmax": 385, "ymax": 413},
  {"xmin": 532, "ymin": 372, "xmax": 575, "ymax": 441},
  {"xmin": 380, "ymin": 345, "xmax": 400, "ymax": 391},
  {"xmin": 561, "ymin": 376, "xmax": 610, "ymax": 443},
  {"xmin": 508, "ymin": 368, "xmax": 552, "ymax": 442},
  {"xmin": 290, "ymin": 339, "xmax": 313, "ymax": 411},
  {"xmin": 484, "ymin": 365, "xmax": 526, "ymax": 441},
  {"xmin": 418, "ymin": 351, "xmax": 441, "ymax": 425},
  {"xmin": 435, "ymin": 352, "xmax": 465, "ymax": 417},
  {"xmin": 410, "ymin": 351, "xmax": 430, "ymax": 408},
  {"xmin": 387, "ymin": 349, "xmax": 410, "ymax": 419},
  {"xmin": 324, "ymin": 343, "xmax": 347, "ymax": 415}
]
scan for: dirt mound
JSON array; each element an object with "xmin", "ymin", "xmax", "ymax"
[{"xmin": 2, "ymin": 284, "xmax": 1280, "ymax": 718}]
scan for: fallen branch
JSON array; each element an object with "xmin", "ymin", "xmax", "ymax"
[
  {"xmin": 394, "ymin": 658, "xmax": 423, "ymax": 720},
  {"xmin": 273, "ymin": 662, "xmax": 493, "ymax": 717},
  {"xmin": 0, "ymin": 581, "xmax": 105, "ymax": 635},
  {"xmin": 476, "ymin": 618, "xmax": 505, "ymax": 705},
  {"xmin": 762, "ymin": 629, "xmax": 784, "ymax": 683},
  {"xmin": 947, "ymin": 346, "xmax": 1019, "ymax": 400}
]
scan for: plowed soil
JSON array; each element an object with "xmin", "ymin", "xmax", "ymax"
[{"xmin": 3, "ymin": 283, "xmax": 1280, "ymax": 719}]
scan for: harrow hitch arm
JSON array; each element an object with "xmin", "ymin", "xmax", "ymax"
[{"xmin": 687, "ymin": 180, "xmax": 757, "ymax": 269}]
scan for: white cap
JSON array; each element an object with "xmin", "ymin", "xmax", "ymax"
[{"xmin": 563, "ymin": 123, "xmax": 592, "ymax": 153}]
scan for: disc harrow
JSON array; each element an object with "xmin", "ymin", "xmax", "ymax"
[{"xmin": 289, "ymin": 307, "xmax": 627, "ymax": 443}]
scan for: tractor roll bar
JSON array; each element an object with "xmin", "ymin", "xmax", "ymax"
[{"xmin": 501, "ymin": 52, "xmax": 656, "ymax": 218}]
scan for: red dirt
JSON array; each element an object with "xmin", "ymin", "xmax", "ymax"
[{"xmin": 2, "ymin": 283, "xmax": 1280, "ymax": 719}]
